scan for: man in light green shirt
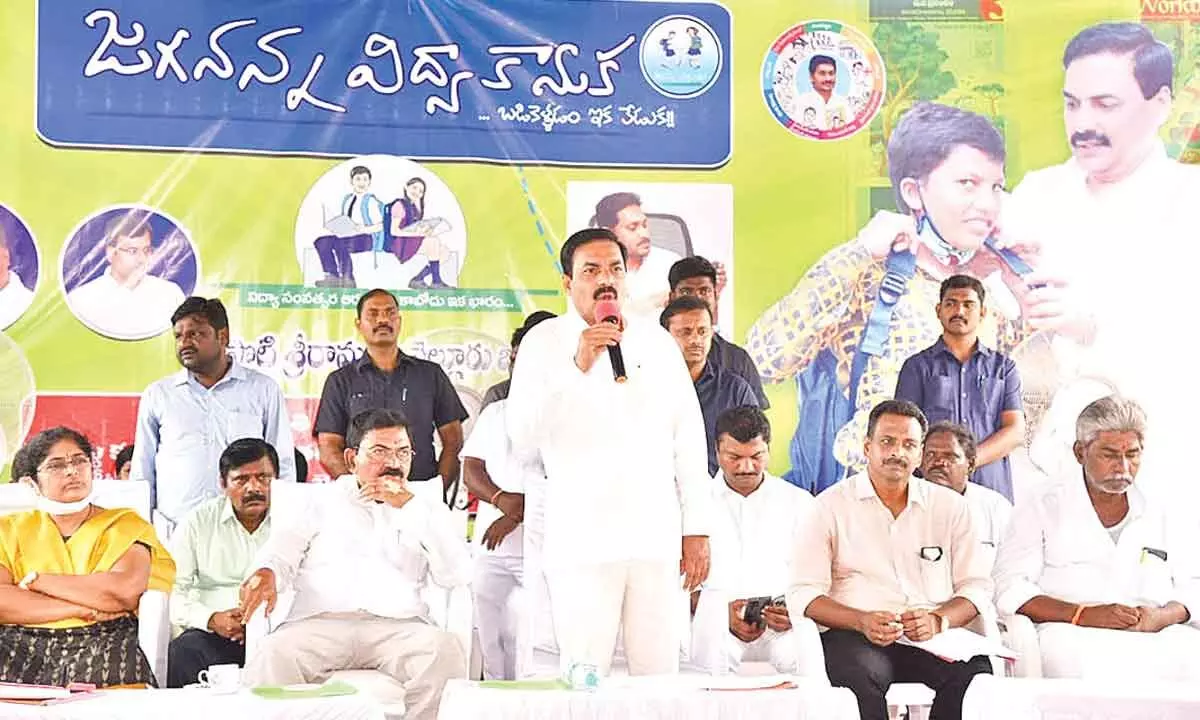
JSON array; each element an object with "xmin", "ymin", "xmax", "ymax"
[{"xmin": 166, "ymin": 438, "xmax": 275, "ymax": 687}]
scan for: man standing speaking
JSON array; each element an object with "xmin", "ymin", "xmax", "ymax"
[{"xmin": 507, "ymin": 228, "xmax": 713, "ymax": 676}]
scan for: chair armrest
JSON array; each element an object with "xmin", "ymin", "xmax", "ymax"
[
  {"xmin": 138, "ymin": 590, "xmax": 170, "ymax": 687},
  {"xmin": 792, "ymin": 616, "xmax": 831, "ymax": 684},
  {"xmin": 151, "ymin": 511, "xmax": 175, "ymax": 544},
  {"xmin": 997, "ymin": 613, "xmax": 1042, "ymax": 678}
]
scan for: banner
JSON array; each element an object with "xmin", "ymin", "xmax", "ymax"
[{"xmin": 2, "ymin": 0, "xmax": 1198, "ymax": 499}]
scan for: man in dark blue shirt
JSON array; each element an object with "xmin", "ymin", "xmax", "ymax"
[
  {"xmin": 668, "ymin": 256, "xmax": 768, "ymax": 409},
  {"xmin": 895, "ymin": 275, "xmax": 1024, "ymax": 501},
  {"xmin": 661, "ymin": 295, "xmax": 759, "ymax": 475}
]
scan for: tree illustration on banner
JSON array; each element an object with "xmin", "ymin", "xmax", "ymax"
[{"xmin": 871, "ymin": 22, "xmax": 957, "ymax": 174}]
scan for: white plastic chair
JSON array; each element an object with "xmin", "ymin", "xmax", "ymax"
[
  {"xmin": 244, "ymin": 481, "xmax": 473, "ymax": 717},
  {"xmin": 997, "ymin": 613, "xmax": 1042, "ymax": 678},
  {"xmin": 0, "ymin": 479, "xmax": 171, "ymax": 687}
]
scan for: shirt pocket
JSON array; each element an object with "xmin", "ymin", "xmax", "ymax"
[
  {"xmin": 1135, "ymin": 554, "xmax": 1175, "ymax": 606},
  {"xmin": 348, "ymin": 391, "xmax": 374, "ymax": 421},
  {"xmin": 226, "ymin": 410, "xmax": 262, "ymax": 441},
  {"xmin": 918, "ymin": 550, "xmax": 954, "ymax": 603}
]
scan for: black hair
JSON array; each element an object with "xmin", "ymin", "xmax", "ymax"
[
  {"xmin": 715, "ymin": 406, "xmax": 772, "ymax": 444},
  {"xmin": 347, "ymin": 408, "xmax": 411, "ymax": 449},
  {"xmin": 171, "ymin": 296, "xmax": 230, "ymax": 332},
  {"xmin": 659, "ymin": 294, "xmax": 712, "ymax": 329},
  {"xmin": 939, "ymin": 274, "xmax": 986, "ymax": 304},
  {"xmin": 1063, "ymin": 22, "xmax": 1173, "ymax": 100},
  {"xmin": 219, "ymin": 438, "xmax": 280, "ymax": 482},
  {"xmin": 594, "ymin": 192, "xmax": 642, "ymax": 229},
  {"xmin": 668, "ymin": 255, "xmax": 717, "ymax": 291},
  {"xmin": 926, "ymin": 421, "xmax": 978, "ymax": 469},
  {"xmin": 887, "ymin": 102, "xmax": 1006, "ymax": 214},
  {"xmin": 559, "ymin": 228, "xmax": 627, "ymax": 278},
  {"xmin": 350, "ymin": 165, "xmax": 372, "ymax": 180},
  {"xmin": 809, "ymin": 54, "xmax": 836, "ymax": 74},
  {"xmin": 356, "ymin": 288, "xmax": 399, "ymax": 319},
  {"xmin": 867, "ymin": 399, "xmax": 928, "ymax": 439},
  {"xmin": 114, "ymin": 445, "xmax": 135, "ymax": 475},
  {"xmin": 22, "ymin": 427, "xmax": 94, "ymax": 477}
]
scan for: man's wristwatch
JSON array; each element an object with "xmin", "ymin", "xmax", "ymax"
[
  {"xmin": 17, "ymin": 571, "xmax": 37, "ymax": 590},
  {"xmin": 931, "ymin": 611, "xmax": 949, "ymax": 634}
]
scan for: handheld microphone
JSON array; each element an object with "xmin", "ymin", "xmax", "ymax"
[{"xmin": 593, "ymin": 299, "xmax": 627, "ymax": 383}]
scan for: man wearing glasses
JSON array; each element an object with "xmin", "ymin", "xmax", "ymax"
[
  {"xmin": 240, "ymin": 409, "xmax": 470, "ymax": 720},
  {"xmin": 65, "ymin": 211, "xmax": 185, "ymax": 338},
  {"xmin": 166, "ymin": 438, "xmax": 277, "ymax": 687}
]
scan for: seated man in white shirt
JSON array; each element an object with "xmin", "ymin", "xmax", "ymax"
[
  {"xmin": 993, "ymin": 395, "xmax": 1200, "ymax": 681},
  {"xmin": 167, "ymin": 438, "xmax": 275, "ymax": 688},
  {"xmin": 463, "ymin": 310, "xmax": 554, "ymax": 680},
  {"xmin": 239, "ymin": 408, "xmax": 471, "ymax": 720},
  {"xmin": 66, "ymin": 211, "xmax": 186, "ymax": 339},
  {"xmin": 699, "ymin": 406, "xmax": 816, "ymax": 674},
  {"xmin": 921, "ymin": 421, "xmax": 1012, "ymax": 571},
  {"xmin": 791, "ymin": 399, "xmax": 994, "ymax": 720}
]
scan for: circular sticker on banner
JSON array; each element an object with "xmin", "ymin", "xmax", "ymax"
[
  {"xmin": 762, "ymin": 20, "xmax": 885, "ymax": 141},
  {"xmin": 295, "ymin": 155, "xmax": 468, "ymax": 292},
  {"xmin": 61, "ymin": 205, "xmax": 199, "ymax": 341},
  {"xmin": 0, "ymin": 203, "xmax": 40, "ymax": 331},
  {"xmin": 640, "ymin": 15, "xmax": 723, "ymax": 99}
]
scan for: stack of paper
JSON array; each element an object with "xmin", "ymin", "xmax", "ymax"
[{"xmin": 897, "ymin": 628, "xmax": 1018, "ymax": 662}]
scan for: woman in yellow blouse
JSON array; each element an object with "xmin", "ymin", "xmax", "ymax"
[{"xmin": 0, "ymin": 426, "xmax": 175, "ymax": 687}]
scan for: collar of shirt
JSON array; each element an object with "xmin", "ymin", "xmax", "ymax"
[
  {"xmin": 1063, "ymin": 468, "xmax": 1148, "ymax": 524},
  {"xmin": 354, "ymin": 348, "xmax": 416, "ymax": 373},
  {"xmin": 217, "ymin": 495, "xmax": 271, "ymax": 534},
  {"xmin": 853, "ymin": 471, "xmax": 929, "ymax": 510},
  {"xmin": 172, "ymin": 356, "xmax": 248, "ymax": 388},
  {"xmin": 1061, "ymin": 140, "xmax": 1172, "ymax": 196},
  {"xmin": 931, "ymin": 337, "xmax": 994, "ymax": 363}
]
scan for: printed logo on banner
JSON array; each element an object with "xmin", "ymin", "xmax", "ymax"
[
  {"xmin": 59, "ymin": 204, "xmax": 200, "ymax": 342},
  {"xmin": 0, "ymin": 204, "xmax": 40, "ymax": 332},
  {"xmin": 34, "ymin": 0, "xmax": 733, "ymax": 168},
  {"xmin": 762, "ymin": 21, "xmax": 885, "ymax": 142},
  {"xmin": 639, "ymin": 15, "xmax": 723, "ymax": 99},
  {"xmin": 293, "ymin": 155, "xmax": 468, "ymax": 292}
]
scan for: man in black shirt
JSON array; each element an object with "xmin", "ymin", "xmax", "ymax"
[
  {"xmin": 668, "ymin": 256, "xmax": 768, "ymax": 408},
  {"xmin": 313, "ymin": 289, "xmax": 468, "ymax": 498}
]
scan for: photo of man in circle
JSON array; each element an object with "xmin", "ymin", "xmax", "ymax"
[
  {"xmin": 795, "ymin": 54, "xmax": 851, "ymax": 132},
  {"xmin": 64, "ymin": 208, "xmax": 194, "ymax": 341},
  {"xmin": 313, "ymin": 165, "xmax": 452, "ymax": 289},
  {"xmin": 0, "ymin": 210, "xmax": 36, "ymax": 331}
]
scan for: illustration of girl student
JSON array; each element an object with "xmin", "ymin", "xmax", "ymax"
[
  {"xmin": 386, "ymin": 177, "xmax": 454, "ymax": 289},
  {"xmin": 686, "ymin": 26, "xmax": 702, "ymax": 67}
]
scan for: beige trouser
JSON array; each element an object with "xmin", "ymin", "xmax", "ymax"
[
  {"xmin": 243, "ymin": 611, "xmax": 466, "ymax": 720},
  {"xmin": 545, "ymin": 560, "xmax": 681, "ymax": 676}
]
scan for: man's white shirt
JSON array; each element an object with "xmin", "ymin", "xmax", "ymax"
[
  {"xmin": 0, "ymin": 271, "xmax": 33, "ymax": 329},
  {"xmin": 707, "ymin": 471, "xmax": 815, "ymax": 599},
  {"xmin": 67, "ymin": 270, "xmax": 186, "ymax": 338},
  {"xmin": 463, "ymin": 398, "xmax": 542, "ymax": 558},
  {"xmin": 253, "ymin": 475, "xmax": 472, "ymax": 624},
  {"xmin": 964, "ymin": 482, "xmax": 1012, "ymax": 571},
  {"xmin": 506, "ymin": 310, "xmax": 714, "ymax": 571},
  {"xmin": 993, "ymin": 472, "xmax": 1200, "ymax": 625},
  {"xmin": 793, "ymin": 91, "xmax": 852, "ymax": 130},
  {"xmin": 623, "ymin": 247, "xmax": 683, "ymax": 319},
  {"xmin": 1008, "ymin": 144, "xmax": 1200, "ymax": 495}
]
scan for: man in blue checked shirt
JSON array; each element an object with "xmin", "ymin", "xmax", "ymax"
[
  {"xmin": 895, "ymin": 274, "xmax": 1024, "ymax": 502},
  {"xmin": 131, "ymin": 297, "xmax": 296, "ymax": 528}
]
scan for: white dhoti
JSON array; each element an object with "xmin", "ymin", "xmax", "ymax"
[
  {"xmin": 472, "ymin": 554, "xmax": 523, "ymax": 680},
  {"xmin": 243, "ymin": 611, "xmax": 466, "ymax": 720},
  {"xmin": 727, "ymin": 629, "xmax": 806, "ymax": 674},
  {"xmin": 1037, "ymin": 622, "xmax": 1200, "ymax": 681},
  {"xmin": 545, "ymin": 560, "xmax": 681, "ymax": 676}
]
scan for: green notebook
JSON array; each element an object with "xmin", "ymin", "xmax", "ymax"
[{"xmin": 250, "ymin": 680, "xmax": 359, "ymax": 700}]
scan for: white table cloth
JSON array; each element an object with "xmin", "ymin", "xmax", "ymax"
[
  {"xmin": 0, "ymin": 687, "xmax": 386, "ymax": 720},
  {"xmin": 963, "ymin": 675, "xmax": 1200, "ymax": 720},
  {"xmin": 436, "ymin": 675, "xmax": 860, "ymax": 720}
]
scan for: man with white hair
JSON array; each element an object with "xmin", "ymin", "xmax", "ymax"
[{"xmin": 993, "ymin": 395, "xmax": 1200, "ymax": 680}]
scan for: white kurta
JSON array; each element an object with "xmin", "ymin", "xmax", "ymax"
[
  {"xmin": 0, "ymin": 271, "xmax": 34, "ymax": 330},
  {"xmin": 1007, "ymin": 145, "xmax": 1200, "ymax": 501},
  {"xmin": 622, "ymin": 247, "xmax": 682, "ymax": 320},
  {"xmin": 992, "ymin": 472, "xmax": 1200, "ymax": 680},
  {"xmin": 506, "ymin": 309, "xmax": 713, "ymax": 674},
  {"xmin": 463, "ymin": 399, "xmax": 540, "ymax": 680},
  {"xmin": 66, "ymin": 270, "xmax": 186, "ymax": 339},
  {"xmin": 700, "ymin": 472, "xmax": 816, "ymax": 674},
  {"xmin": 963, "ymin": 483, "xmax": 1012, "ymax": 573}
]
